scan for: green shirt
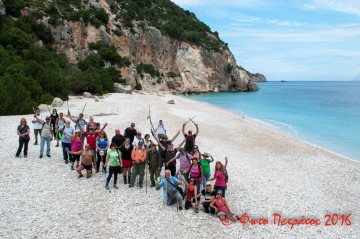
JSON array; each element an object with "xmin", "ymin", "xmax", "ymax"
[
  {"xmin": 200, "ymin": 159, "xmax": 211, "ymax": 174},
  {"xmin": 108, "ymin": 150, "xmax": 120, "ymax": 167}
]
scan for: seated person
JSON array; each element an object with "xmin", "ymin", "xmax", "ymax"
[
  {"xmin": 210, "ymin": 189, "xmax": 237, "ymax": 221},
  {"xmin": 179, "ymin": 173, "xmax": 200, "ymax": 213},
  {"xmin": 201, "ymin": 182, "xmax": 216, "ymax": 214},
  {"xmin": 156, "ymin": 170, "xmax": 184, "ymax": 210}
]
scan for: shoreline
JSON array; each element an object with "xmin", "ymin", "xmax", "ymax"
[
  {"xmin": 1, "ymin": 92, "xmax": 359, "ymax": 239},
  {"xmin": 180, "ymin": 95, "xmax": 359, "ymax": 165}
]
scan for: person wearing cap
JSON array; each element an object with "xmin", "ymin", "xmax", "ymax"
[
  {"xmin": 146, "ymin": 143, "xmax": 162, "ymax": 187},
  {"xmin": 201, "ymin": 183, "xmax": 216, "ymax": 214},
  {"xmin": 67, "ymin": 129, "xmax": 83, "ymax": 170},
  {"xmin": 119, "ymin": 138, "xmax": 134, "ymax": 184},
  {"xmin": 55, "ymin": 112, "xmax": 66, "ymax": 147},
  {"xmin": 124, "ymin": 123, "xmax": 137, "ymax": 144},
  {"xmin": 155, "ymin": 119, "xmax": 166, "ymax": 140},
  {"xmin": 129, "ymin": 141, "xmax": 147, "ymax": 188},
  {"xmin": 31, "ymin": 108, "xmax": 44, "ymax": 145},
  {"xmin": 199, "ymin": 152, "xmax": 214, "ymax": 189},
  {"xmin": 132, "ymin": 131, "xmax": 144, "ymax": 148},
  {"xmin": 39, "ymin": 116, "xmax": 53, "ymax": 158},
  {"xmin": 61, "ymin": 120, "xmax": 75, "ymax": 164},
  {"xmin": 182, "ymin": 120, "xmax": 199, "ymax": 153}
]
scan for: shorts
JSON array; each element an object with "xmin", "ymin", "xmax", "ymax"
[
  {"xmin": 70, "ymin": 154, "xmax": 80, "ymax": 162},
  {"xmin": 81, "ymin": 163, "xmax": 92, "ymax": 171},
  {"xmin": 122, "ymin": 159, "xmax": 132, "ymax": 168}
]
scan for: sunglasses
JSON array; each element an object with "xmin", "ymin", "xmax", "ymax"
[
  {"xmin": 194, "ymin": 147, "xmax": 198, "ymax": 149},
  {"xmin": 125, "ymin": 141, "xmax": 130, "ymax": 143},
  {"xmin": 217, "ymin": 193, "xmax": 222, "ymax": 195}
]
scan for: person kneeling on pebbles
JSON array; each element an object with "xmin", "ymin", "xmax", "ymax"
[
  {"xmin": 66, "ymin": 144, "xmax": 95, "ymax": 178},
  {"xmin": 179, "ymin": 172, "xmax": 201, "ymax": 213},
  {"xmin": 156, "ymin": 170, "xmax": 184, "ymax": 210}
]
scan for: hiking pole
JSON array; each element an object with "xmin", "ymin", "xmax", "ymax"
[
  {"xmin": 46, "ymin": 105, "xmax": 52, "ymax": 115},
  {"xmin": 81, "ymin": 102, "xmax": 87, "ymax": 114},
  {"xmin": 188, "ymin": 117, "xmax": 197, "ymax": 125},
  {"xmin": 185, "ymin": 116, "xmax": 196, "ymax": 124},
  {"xmin": 145, "ymin": 165, "xmax": 148, "ymax": 194}
]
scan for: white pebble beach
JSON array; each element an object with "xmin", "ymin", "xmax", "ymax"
[{"xmin": 0, "ymin": 93, "xmax": 359, "ymax": 239}]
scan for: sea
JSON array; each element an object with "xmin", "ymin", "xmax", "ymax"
[{"xmin": 187, "ymin": 81, "xmax": 360, "ymax": 161}]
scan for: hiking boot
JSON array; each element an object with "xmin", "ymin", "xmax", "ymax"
[
  {"xmin": 95, "ymin": 170, "xmax": 99, "ymax": 173},
  {"xmin": 123, "ymin": 176, "xmax": 127, "ymax": 184},
  {"xmin": 139, "ymin": 185, "xmax": 143, "ymax": 189},
  {"xmin": 71, "ymin": 166, "xmax": 74, "ymax": 170},
  {"xmin": 33, "ymin": 142, "xmax": 38, "ymax": 145},
  {"xmin": 65, "ymin": 160, "xmax": 69, "ymax": 164},
  {"xmin": 195, "ymin": 207, "xmax": 199, "ymax": 213},
  {"xmin": 79, "ymin": 174, "xmax": 84, "ymax": 178},
  {"xmin": 105, "ymin": 184, "xmax": 110, "ymax": 190},
  {"xmin": 24, "ymin": 155, "xmax": 27, "ymax": 158},
  {"xmin": 179, "ymin": 206, "xmax": 183, "ymax": 211},
  {"xmin": 55, "ymin": 143, "xmax": 59, "ymax": 147},
  {"xmin": 114, "ymin": 185, "xmax": 118, "ymax": 189},
  {"xmin": 46, "ymin": 154, "xmax": 51, "ymax": 158},
  {"xmin": 128, "ymin": 184, "xmax": 134, "ymax": 188},
  {"xmin": 15, "ymin": 154, "xmax": 19, "ymax": 157},
  {"xmin": 39, "ymin": 155, "xmax": 43, "ymax": 158}
]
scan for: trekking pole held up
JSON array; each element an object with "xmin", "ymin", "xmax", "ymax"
[
  {"xmin": 46, "ymin": 105, "xmax": 52, "ymax": 115},
  {"xmin": 188, "ymin": 117, "xmax": 197, "ymax": 125},
  {"xmin": 145, "ymin": 165, "xmax": 148, "ymax": 194},
  {"xmin": 81, "ymin": 102, "xmax": 87, "ymax": 114},
  {"xmin": 185, "ymin": 116, "xmax": 196, "ymax": 124}
]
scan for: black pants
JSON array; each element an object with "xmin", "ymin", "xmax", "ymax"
[
  {"xmin": 96, "ymin": 151, "xmax": 107, "ymax": 171},
  {"xmin": 16, "ymin": 138, "xmax": 29, "ymax": 156},
  {"xmin": 165, "ymin": 164, "xmax": 176, "ymax": 176},
  {"xmin": 203, "ymin": 202, "xmax": 216, "ymax": 214},
  {"xmin": 107, "ymin": 166, "xmax": 120, "ymax": 185}
]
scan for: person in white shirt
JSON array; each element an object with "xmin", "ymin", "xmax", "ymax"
[
  {"xmin": 132, "ymin": 132, "xmax": 145, "ymax": 148},
  {"xmin": 155, "ymin": 120, "xmax": 166, "ymax": 139},
  {"xmin": 31, "ymin": 108, "xmax": 44, "ymax": 145}
]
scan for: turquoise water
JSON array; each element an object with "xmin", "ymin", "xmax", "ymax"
[{"xmin": 187, "ymin": 81, "xmax": 360, "ymax": 161}]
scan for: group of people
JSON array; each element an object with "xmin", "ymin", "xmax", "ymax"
[{"xmin": 16, "ymin": 107, "xmax": 235, "ymax": 220}]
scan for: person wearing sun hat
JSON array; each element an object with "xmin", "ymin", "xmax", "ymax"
[
  {"xmin": 199, "ymin": 152, "xmax": 214, "ymax": 188},
  {"xmin": 39, "ymin": 116, "xmax": 53, "ymax": 158},
  {"xmin": 146, "ymin": 143, "xmax": 162, "ymax": 187}
]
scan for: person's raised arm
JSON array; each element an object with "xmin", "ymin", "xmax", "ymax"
[
  {"xmin": 176, "ymin": 138, "xmax": 185, "ymax": 149},
  {"xmin": 182, "ymin": 123, "xmax": 186, "ymax": 135},
  {"xmin": 152, "ymin": 131, "xmax": 165, "ymax": 151},
  {"xmin": 101, "ymin": 123, "xmax": 108, "ymax": 132},
  {"xmin": 224, "ymin": 156, "xmax": 228, "ymax": 170},
  {"xmin": 209, "ymin": 153, "xmax": 214, "ymax": 163},
  {"xmin": 194, "ymin": 122, "xmax": 199, "ymax": 135},
  {"xmin": 166, "ymin": 153, "xmax": 178, "ymax": 166},
  {"xmin": 170, "ymin": 129, "xmax": 181, "ymax": 142}
]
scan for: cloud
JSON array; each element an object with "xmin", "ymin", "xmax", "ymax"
[
  {"xmin": 233, "ymin": 16, "xmax": 306, "ymax": 27},
  {"xmin": 303, "ymin": 0, "xmax": 360, "ymax": 16}
]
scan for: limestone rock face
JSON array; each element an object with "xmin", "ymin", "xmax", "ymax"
[
  {"xmin": 51, "ymin": 97, "xmax": 64, "ymax": 107},
  {"xmin": 114, "ymin": 83, "xmax": 132, "ymax": 94},
  {"xmin": 47, "ymin": 1, "xmax": 261, "ymax": 93}
]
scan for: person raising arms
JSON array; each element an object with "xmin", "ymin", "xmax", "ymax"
[{"xmin": 182, "ymin": 120, "xmax": 199, "ymax": 153}]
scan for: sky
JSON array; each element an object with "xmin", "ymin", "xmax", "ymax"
[{"xmin": 171, "ymin": 0, "xmax": 360, "ymax": 81}]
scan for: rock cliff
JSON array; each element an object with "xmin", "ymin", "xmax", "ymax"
[{"xmin": 46, "ymin": 0, "xmax": 263, "ymax": 93}]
